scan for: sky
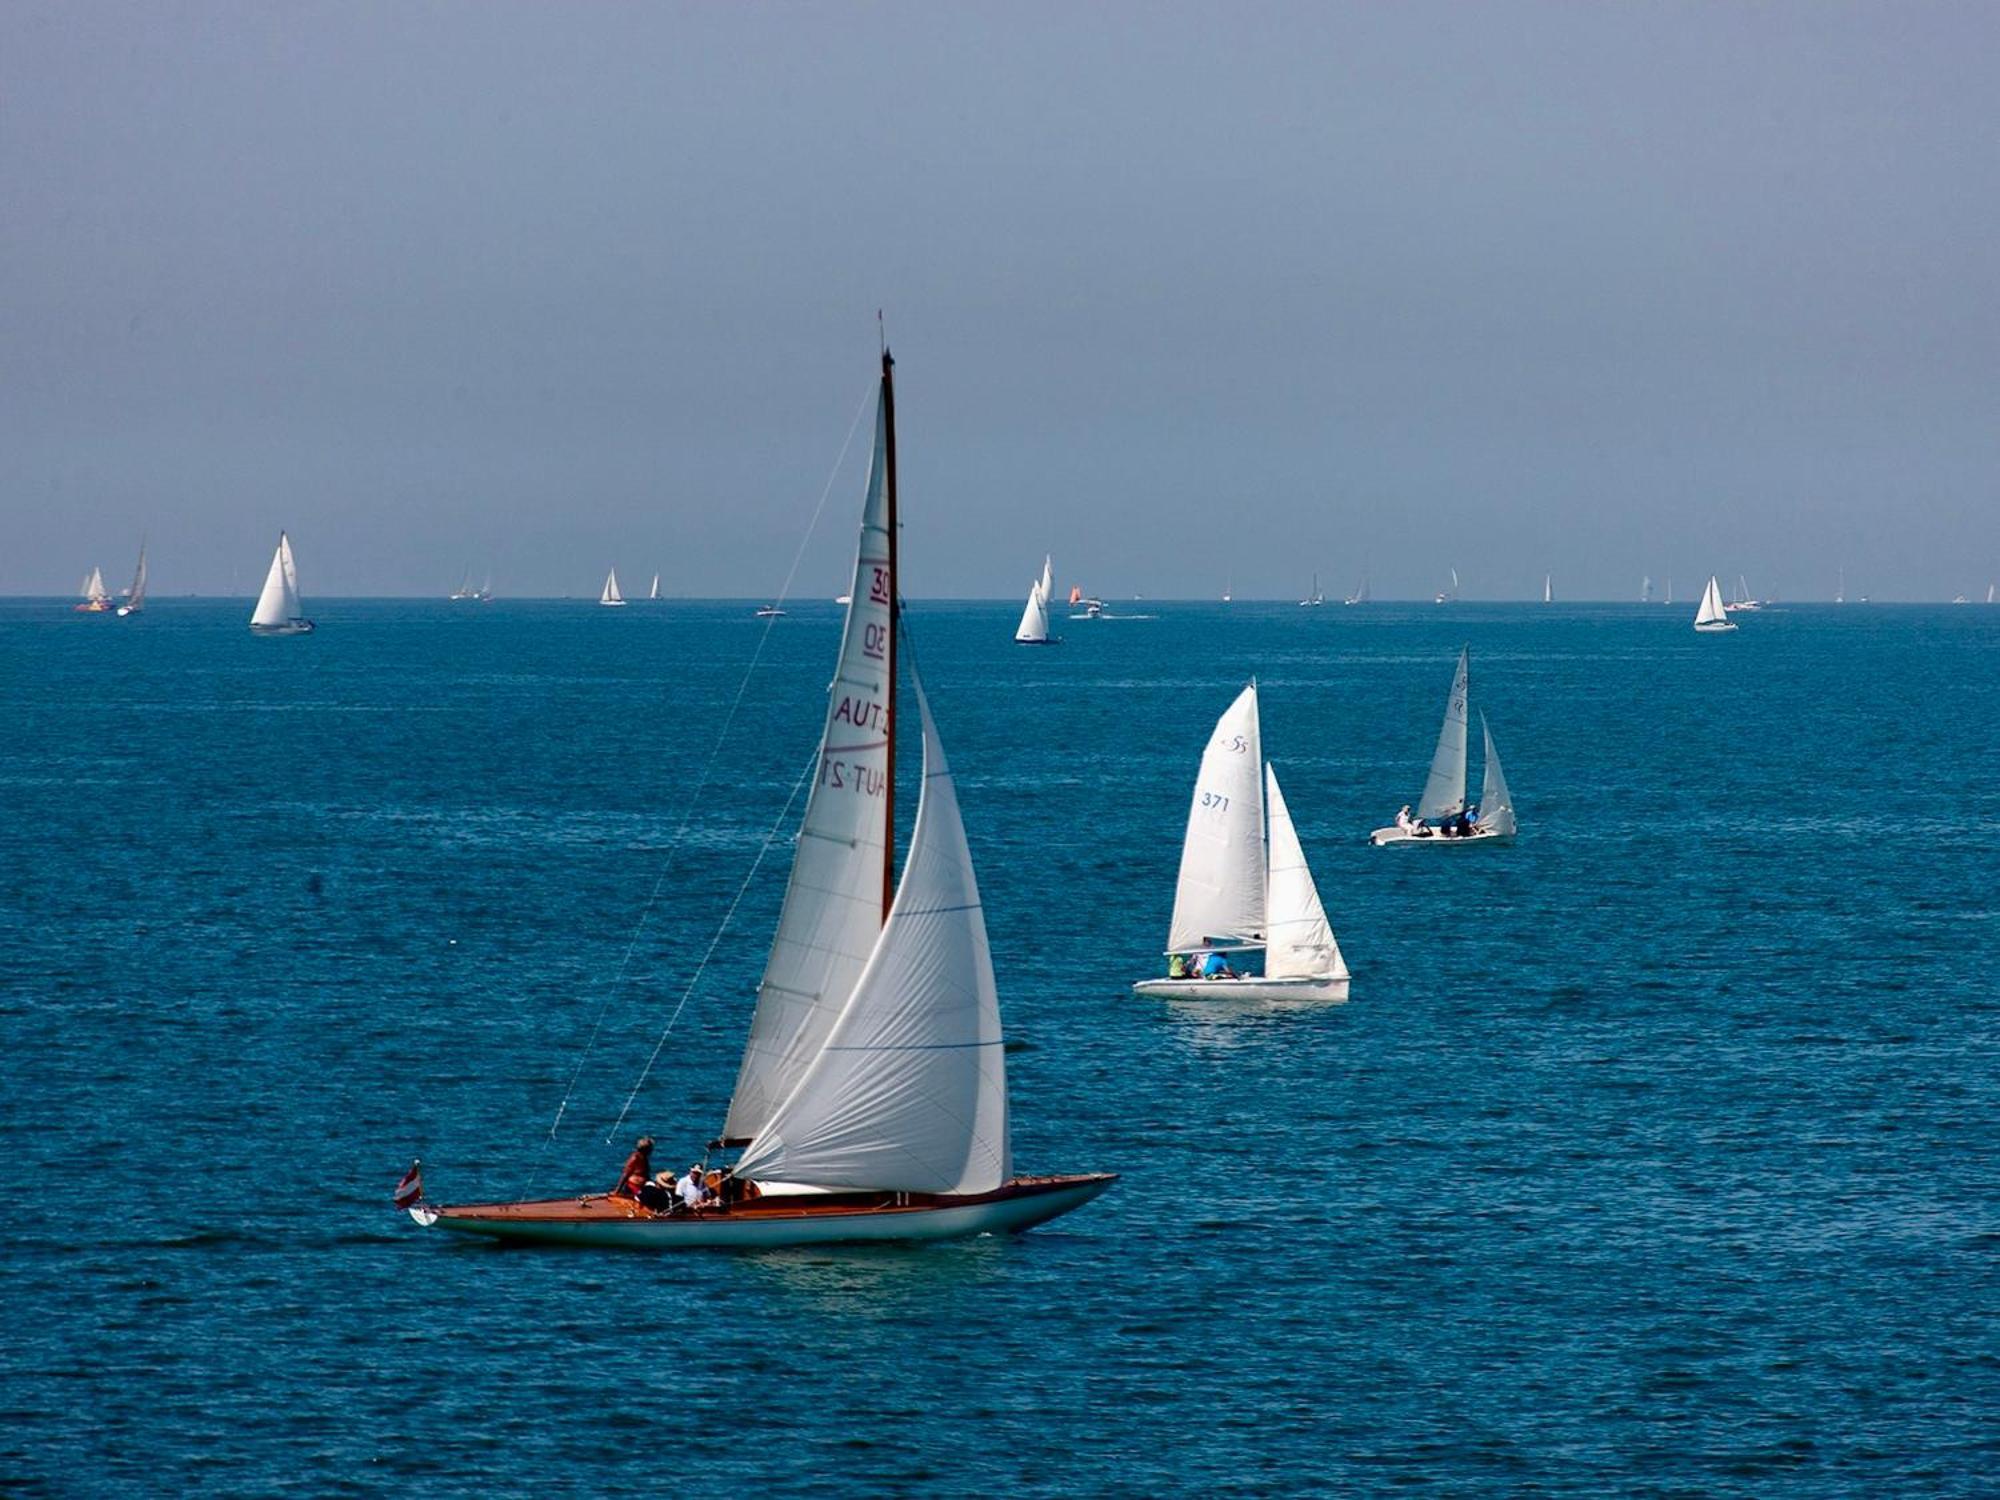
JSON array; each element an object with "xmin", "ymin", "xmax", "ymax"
[{"xmin": 4, "ymin": 2, "xmax": 1996, "ymax": 601}]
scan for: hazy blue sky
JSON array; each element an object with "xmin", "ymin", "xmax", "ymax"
[{"xmin": 5, "ymin": 3, "xmax": 1996, "ymax": 600}]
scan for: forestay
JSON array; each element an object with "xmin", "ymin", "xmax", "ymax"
[
  {"xmin": 1264, "ymin": 764, "xmax": 1347, "ymax": 980},
  {"xmin": 1165, "ymin": 683, "xmax": 1266, "ymax": 951},
  {"xmin": 1476, "ymin": 712, "xmax": 1517, "ymax": 836},
  {"xmin": 725, "ymin": 392, "xmax": 897, "ymax": 1142},
  {"xmin": 734, "ymin": 682, "xmax": 1010, "ymax": 1196},
  {"xmin": 1416, "ymin": 648, "xmax": 1470, "ymax": 819}
]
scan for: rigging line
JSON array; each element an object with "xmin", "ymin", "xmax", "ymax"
[
  {"xmin": 527, "ymin": 379, "xmax": 874, "ymax": 1182},
  {"xmin": 605, "ymin": 745, "xmax": 820, "ymax": 1144}
]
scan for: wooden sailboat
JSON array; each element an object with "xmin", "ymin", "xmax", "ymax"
[
  {"xmin": 408, "ymin": 352, "xmax": 1114, "ymax": 1249},
  {"xmin": 1369, "ymin": 648, "xmax": 1516, "ymax": 845},
  {"xmin": 1133, "ymin": 683, "xmax": 1350, "ymax": 1002},
  {"xmin": 74, "ymin": 566, "xmax": 112, "ymax": 613},
  {"xmin": 1693, "ymin": 574, "xmax": 1736, "ymax": 633},
  {"xmin": 115, "ymin": 543, "xmax": 148, "ymax": 617},
  {"xmin": 599, "ymin": 569, "xmax": 626, "ymax": 607},
  {"xmin": 249, "ymin": 532, "xmax": 315, "ymax": 634}
]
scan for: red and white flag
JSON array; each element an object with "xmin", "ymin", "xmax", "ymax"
[{"xmin": 392, "ymin": 1160, "xmax": 424, "ymax": 1209}]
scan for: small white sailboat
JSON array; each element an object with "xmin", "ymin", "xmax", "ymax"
[
  {"xmin": 1986, "ymin": 583, "xmax": 1996, "ymax": 605},
  {"xmin": 1369, "ymin": 648, "xmax": 1516, "ymax": 846},
  {"xmin": 1434, "ymin": 567, "xmax": 1459, "ymax": 605},
  {"xmin": 1725, "ymin": 574, "xmax": 1761, "ymax": 613},
  {"xmin": 599, "ymin": 569, "xmax": 627, "ymax": 607},
  {"xmin": 1299, "ymin": 571, "xmax": 1325, "ymax": 607},
  {"xmin": 1133, "ymin": 683, "xmax": 1350, "ymax": 1002},
  {"xmin": 647, "ymin": 573, "xmax": 661, "ymax": 602},
  {"xmin": 407, "ymin": 350, "xmax": 1113, "ymax": 1249},
  {"xmin": 115, "ymin": 541, "xmax": 148, "ymax": 617},
  {"xmin": 74, "ymin": 565, "xmax": 112, "ymax": 613},
  {"xmin": 1642, "ymin": 575, "xmax": 1653, "ymax": 604},
  {"xmin": 1015, "ymin": 557, "xmax": 1058, "ymax": 644},
  {"xmin": 1834, "ymin": 566, "xmax": 1845, "ymax": 605},
  {"xmin": 1344, "ymin": 570, "xmax": 1369, "ymax": 605},
  {"xmin": 1543, "ymin": 574, "xmax": 1553, "ymax": 604},
  {"xmin": 449, "ymin": 568, "xmax": 480, "ymax": 602},
  {"xmin": 1664, "ymin": 575, "xmax": 1674, "ymax": 606},
  {"xmin": 1694, "ymin": 574, "xmax": 1737, "ymax": 633},
  {"xmin": 249, "ymin": 532, "xmax": 314, "ymax": 635}
]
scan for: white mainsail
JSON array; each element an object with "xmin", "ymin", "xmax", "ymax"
[
  {"xmin": 1543, "ymin": 574, "xmax": 1553, "ymax": 604},
  {"xmin": 648, "ymin": 573, "xmax": 660, "ymax": 600},
  {"xmin": 1416, "ymin": 648, "xmax": 1470, "ymax": 819},
  {"xmin": 1014, "ymin": 579, "xmax": 1050, "ymax": 642},
  {"xmin": 600, "ymin": 569, "xmax": 624, "ymax": 605},
  {"xmin": 734, "ymin": 682, "xmax": 1009, "ymax": 1196},
  {"xmin": 724, "ymin": 385, "xmax": 897, "ymax": 1142},
  {"xmin": 1039, "ymin": 556, "xmax": 1053, "ymax": 606},
  {"xmin": 1165, "ymin": 683, "xmax": 1266, "ymax": 951},
  {"xmin": 1475, "ymin": 712, "xmax": 1517, "ymax": 837},
  {"xmin": 250, "ymin": 533, "xmax": 302, "ymax": 628},
  {"xmin": 84, "ymin": 567, "xmax": 108, "ymax": 603},
  {"xmin": 1695, "ymin": 575, "xmax": 1729, "ymax": 628},
  {"xmin": 1264, "ymin": 764, "xmax": 1346, "ymax": 981},
  {"xmin": 121, "ymin": 543, "xmax": 148, "ymax": 612}
]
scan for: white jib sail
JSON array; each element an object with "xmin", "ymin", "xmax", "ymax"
[
  {"xmin": 250, "ymin": 535, "xmax": 297, "ymax": 626},
  {"xmin": 1476, "ymin": 711, "xmax": 1517, "ymax": 836},
  {"xmin": 601, "ymin": 569, "xmax": 623, "ymax": 604},
  {"xmin": 734, "ymin": 680, "xmax": 1010, "ymax": 1196},
  {"xmin": 1014, "ymin": 580, "xmax": 1049, "ymax": 642},
  {"xmin": 1264, "ymin": 763, "xmax": 1346, "ymax": 981},
  {"xmin": 1416, "ymin": 648, "xmax": 1470, "ymax": 820},
  {"xmin": 1695, "ymin": 575, "xmax": 1727, "ymax": 627},
  {"xmin": 725, "ymin": 392, "xmax": 897, "ymax": 1142},
  {"xmin": 1165, "ymin": 683, "xmax": 1267, "ymax": 952},
  {"xmin": 649, "ymin": 573, "xmax": 660, "ymax": 600}
]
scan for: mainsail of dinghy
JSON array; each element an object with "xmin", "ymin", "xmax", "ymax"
[
  {"xmin": 734, "ymin": 680, "xmax": 1008, "ymax": 1195},
  {"xmin": 1165, "ymin": 683, "xmax": 1266, "ymax": 951},
  {"xmin": 1475, "ymin": 712, "xmax": 1516, "ymax": 837},
  {"xmin": 1416, "ymin": 648, "xmax": 1470, "ymax": 819},
  {"xmin": 724, "ymin": 354, "xmax": 899, "ymax": 1144},
  {"xmin": 250, "ymin": 533, "xmax": 307, "ymax": 630},
  {"xmin": 1264, "ymin": 764, "xmax": 1346, "ymax": 981},
  {"xmin": 1014, "ymin": 577, "xmax": 1050, "ymax": 642}
]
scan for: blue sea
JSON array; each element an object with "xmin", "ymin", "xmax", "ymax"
[{"xmin": 2, "ymin": 597, "xmax": 1993, "ymax": 1496}]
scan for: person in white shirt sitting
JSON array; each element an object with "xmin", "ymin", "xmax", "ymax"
[{"xmin": 678, "ymin": 1165, "xmax": 709, "ymax": 1210}]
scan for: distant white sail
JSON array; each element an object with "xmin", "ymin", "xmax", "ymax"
[
  {"xmin": 734, "ymin": 680, "xmax": 1009, "ymax": 1197},
  {"xmin": 1039, "ymin": 555, "xmax": 1053, "ymax": 607},
  {"xmin": 649, "ymin": 573, "xmax": 660, "ymax": 600},
  {"xmin": 1475, "ymin": 712, "xmax": 1517, "ymax": 837},
  {"xmin": 119, "ymin": 542, "xmax": 148, "ymax": 614},
  {"xmin": 599, "ymin": 569, "xmax": 624, "ymax": 606},
  {"xmin": 1416, "ymin": 648, "xmax": 1470, "ymax": 820},
  {"xmin": 1165, "ymin": 683, "xmax": 1266, "ymax": 952},
  {"xmin": 1014, "ymin": 578, "xmax": 1050, "ymax": 642},
  {"xmin": 1694, "ymin": 574, "xmax": 1730, "ymax": 629},
  {"xmin": 725, "ymin": 387, "xmax": 897, "ymax": 1143},
  {"xmin": 1264, "ymin": 764, "xmax": 1346, "ymax": 981},
  {"xmin": 250, "ymin": 533, "xmax": 304, "ymax": 628},
  {"xmin": 1543, "ymin": 574, "xmax": 1552, "ymax": 604},
  {"xmin": 84, "ymin": 567, "xmax": 108, "ymax": 603}
]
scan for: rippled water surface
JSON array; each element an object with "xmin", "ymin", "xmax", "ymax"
[{"xmin": 1, "ymin": 598, "xmax": 1993, "ymax": 1495}]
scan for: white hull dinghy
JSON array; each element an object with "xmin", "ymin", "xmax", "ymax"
[
  {"xmin": 248, "ymin": 532, "xmax": 315, "ymax": 634},
  {"xmin": 1693, "ymin": 574, "xmax": 1737, "ymax": 633},
  {"xmin": 1133, "ymin": 682, "xmax": 1350, "ymax": 1003},
  {"xmin": 407, "ymin": 350, "xmax": 1113, "ymax": 1250},
  {"xmin": 1370, "ymin": 649, "xmax": 1517, "ymax": 846}
]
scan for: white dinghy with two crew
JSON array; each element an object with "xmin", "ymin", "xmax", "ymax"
[
  {"xmin": 1370, "ymin": 648, "xmax": 1516, "ymax": 846},
  {"xmin": 406, "ymin": 352, "xmax": 1113, "ymax": 1249},
  {"xmin": 249, "ymin": 532, "xmax": 314, "ymax": 635},
  {"xmin": 1133, "ymin": 683, "xmax": 1350, "ymax": 1002}
]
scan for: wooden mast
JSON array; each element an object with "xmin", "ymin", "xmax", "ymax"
[{"xmin": 880, "ymin": 346, "xmax": 898, "ymax": 924}]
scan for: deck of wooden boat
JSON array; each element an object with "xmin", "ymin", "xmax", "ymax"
[{"xmin": 430, "ymin": 1173, "xmax": 1116, "ymax": 1224}]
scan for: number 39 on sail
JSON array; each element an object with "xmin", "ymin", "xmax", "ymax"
[{"xmin": 404, "ymin": 351, "xmax": 1115, "ymax": 1249}]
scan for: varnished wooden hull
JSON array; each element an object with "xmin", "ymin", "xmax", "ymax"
[{"xmin": 410, "ymin": 1173, "xmax": 1115, "ymax": 1250}]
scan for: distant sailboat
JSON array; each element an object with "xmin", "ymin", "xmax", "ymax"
[
  {"xmin": 1725, "ymin": 574, "xmax": 1761, "ymax": 613},
  {"xmin": 1434, "ymin": 568, "xmax": 1459, "ymax": 605},
  {"xmin": 404, "ymin": 348, "xmax": 1114, "ymax": 1249},
  {"xmin": 74, "ymin": 566, "xmax": 112, "ymax": 613},
  {"xmin": 1835, "ymin": 567, "xmax": 1845, "ymax": 605},
  {"xmin": 1133, "ymin": 682, "xmax": 1350, "ymax": 1001},
  {"xmin": 648, "ymin": 573, "xmax": 661, "ymax": 602},
  {"xmin": 1543, "ymin": 574, "xmax": 1553, "ymax": 605},
  {"xmin": 1344, "ymin": 571, "xmax": 1369, "ymax": 606},
  {"xmin": 249, "ymin": 532, "xmax": 314, "ymax": 635},
  {"xmin": 1014, "ymin": 561, "xmax": 1056, "ymax": 644},
  {"xmin": 599, "ymin": 569, "xmax": 627, "ymax": 607},
  {"xmin": 115, "ymin": 541, "xmax": 148, "ymax": 617},
  {"xmin": 1694, "ymin": 574, "xmax": 1736, "ymax": 633},
  {"xmin": 1299, "ymin": 571, "xmax": 1325, "ymax": 607},
  {"xmin": 449, "ymin": 569, "xmax": 480, "ymax": 602},
  {"xmin": 1641, "ymin": 575, "xmax": 1653, "ymax": 604},
  {"xmin": 1369, "ymin": 648, "xmax": 1516, "ymax": 846}
]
